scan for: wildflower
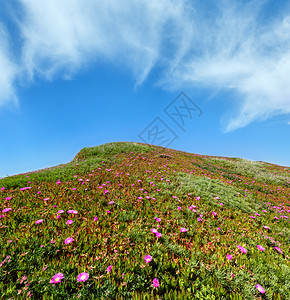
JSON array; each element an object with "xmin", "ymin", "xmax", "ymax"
[
  {"xmin": 152, "ymin": 278, "xmax": 160, "ymax": 288},
  {"xmin": 94, "ymin": 217, "xmax": 98, "ymax": 221},
  {"xmin": 109, "ymin": 201, "xmax": 114, "ymax": 204},
  {"xmin": 66, "ymin": 220, "xmax": 73, "ymax": 225},
  {"xmin": 144, "ymin": 255, "xmax": 152, "ymax": 263},
  {"xmin": 107, "ymin": 210, "xmax": 111, "ymax": 214},
  {"xmin": 255, "ymin": 284, "xmax": 265, "ymax": 294},
  {"xmin": 220, "ymin": 203, "xmax": 223, "ymax": 206},
  {"xmin": 212, "ymin": 212, "xmax": 217, "ymax": 216},
  {"xmin": 5, "ymin": 197, "xmax": 11, "ymax": 200},
  {"xmin": 156, "ymin": 218, "xmax": 161, "ymax": 222},
  {"xmin": 64, "ymin": 237, "xmax": 74, "ymax": 244},
  {"xmin": 2, "ymin": 208, "xmax": 11, "ymax": 213},
  {"xmin": 178, "ymin": 207, "xmax": 181, "ymax": 210},
  {"xmin": 50, "ymin": 273, "xmax": 64, "ymax": 284},
  {"xmin": 155, "ymin": 232, "xmax": 162, "ymax": 238},
  {"xmin": 237, "ymin": 245, "xmax": 247, "ymax": 253},
  {"xmin": 180, "ymin": 227, "xmax": 187, "ymax": 233},
  {"xmin": 77, "ymin": 272, "xmax": 89, "ymax": 282},
  {"xmin": 107, "ymin": 265, "xmax": 112, "ymax": 272},
  {"xmin": 274, "ymin": 247, "xmax": 283, "ymax": 254},
  {"xmin": 58, "ymin": 210, "xmax": 64, "ymax": 214},
  {"xmin": 257, "ymin": 245, "xmax": 265, "ymax": 251},
  {"xmin": 35, "ymin": 219, "xmax": 44, "ymax": 224},
  {"xmin": 196, "ymin": 196, "xmax": 200, "ymax": 200},
  {"xmin": 151, "ymin": 229, "xmax": 158, "ymax": 234},
  {"xmin": 263, "ymin": 226, "xmax": 269, "ymax": 229},
  {"xmin": 227, "ymin": 254, "xmax": 232, "ymax": 261},
  {"xmin": 198, "ymin": 217, "xmax": 202, "ymax": 222},
  {"xmin": 217, "ymin": 227, "xmax": 221, "ymax": 230}
]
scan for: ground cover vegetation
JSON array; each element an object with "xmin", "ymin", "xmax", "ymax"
[{"xmin": 0, "ymin": 142, "xmax": 289, "ymax": 299}]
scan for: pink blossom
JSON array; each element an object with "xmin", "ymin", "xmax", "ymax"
[
  {"xmin": 107, "ymin": 265, "xmax": 112, "ymax": 272},
  {"xmin": 50, "ymin": 273, "xmax": 64, "ymax": 284},
  {"xmin": 177, "ymin": 207, "xmax": 181, "ymax": 210},
  {"xmin": 43, "ymin": 198, "xmax": 49, "ymax": 201},
  {"xmin": 151, "ymin": 229, "xmax": 158, "ymax": 234},
  {"xmin": 35, "ymin": 219, "xmax": 43, "ymax": 224},
  {"xmin": 156, "ymin": 218, "xmax": 161, "ymax": 222},
  {"xmin": 77, "ymin": 272, "xmax": 89, "ymax": 282},
  {"xmin": 274, "ymin": 247, "xmax": 283, "ymax": 254},
  {"xmin": 220, "ymin": 203, "xmax": 223, "ymax": 206},
  {"xmin": 152, "ymin": 278, "xmax": 159, "ymax": 288},
  {"xmin": 66, "ymin": 220, "xmax": 73, "ymax": 225},
  {"xmin": 2, "ymin": 208, "xmax": 11, "ymax": 213},
  {"xmin": 107, "ymin": 210, "xmax": 111, "ymax": 214},
  {"xmin": 227, "ymin": 254, "xmax": 232, "ymax": 261},
  {"xmin": 198, "ymin": 217, "xmax": 202, "ymax": 222},
  {"xmin": 94, "ymin": 217, "xmax": 98, "ymax": 221},
  {"xmin": 263, "ymin": 226, "xmax": 269, "ymax": 229},
  {"xmin": 144, "ymin": 255, "xmax": 152, "ymax": 263},
  {"xmin": 5, "ymin": 197, "xmax": 11, "ymax": 200},
  {"xmin": 257, "ymin": 245, "xmax": 265, "ymax": 251},
  {"xmin": 196, "ymin": 196, "xmax": 200, "ymax": 200},
  {"xmin": 180, "ymin": 227, "xmax": 187, "ymax": 233},
  {"xmin": 64, "ymin": 237, "xmax": 74, "ymax": 244},
  {"xmin": 255, "ymin": 284, "xmax": 265, "ymax": 294},
  {"xmin": 212, "ymin": 212, "xmax": 217, "ymax": 216},
  {"xmin": 58, "ymin": 210, "xmax": 64, "ymax": 214},
  {"xmin": 217, "ymin": 227, "xmax": 221, "ymax": 230},
  {"xmin": 109, "ymin": 201, "xmax": 114, "ymax": 204},
  {"xmin": 155, "ymin": 232, "xmax": 162, "ymax": 238},
  {"xmin": 237, "ymin": 245, "xmax": 247, "ymax": 253}
]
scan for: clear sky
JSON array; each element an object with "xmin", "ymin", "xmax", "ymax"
[{"xmin": 0, "ymin": 0, "xmax": 290, "ymax": 178}]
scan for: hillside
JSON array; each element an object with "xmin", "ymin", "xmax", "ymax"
[{"xmin": 0, "ymin": 142, "xmax": 289, "ymax": 299}]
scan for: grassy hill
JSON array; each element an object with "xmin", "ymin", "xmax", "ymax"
[{"xmin": 0, "ymin": 142, "xmax": 289, "ymax": 299}]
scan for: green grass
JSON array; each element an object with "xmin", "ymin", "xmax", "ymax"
[{"xmin": 0, "ymin": 142, "xmax": 289, "ymax": 299}]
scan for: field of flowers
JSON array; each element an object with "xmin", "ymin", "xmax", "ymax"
[{"xmin": 0, "ymin": 142, "xmax": 289, "ymax": 299}]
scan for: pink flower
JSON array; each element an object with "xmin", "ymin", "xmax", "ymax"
[
  {"xmin": 50, "ymin": 273, "xmax": 64, "ymax": 284},
  {"xmin": 217, "ymin": 227, "xmax": 221, "ymax": 230},
  {"xmin": 196, "ymin": 196, "xmax": 200, "ymax": 200},
  {"xmin": 156, "ymin": 218, "xmax": 161, "ymax": 222},
  {"xmin": 64, "ymin": 237, "xmax": 74, "ymax": 244},
  {"xmin": 152, "ymin": 278, "xmax": 159, "ymax": 288},
  {"xmin": 94, "ymin": 217, "xmax": 98, "ymax": 221},
  {"xmin": 274, "ymin": 247, "xmax": 283, "ymax": 254},
  {"xmin": 144, "ymin": 255, "xmax": 152, "ymax": 263},
  {"xmin": 255, "ymin": 284, "xmax": 265, "ymax": 294},
  {"xmin": 177, "ymin": 207, "xmax": 181, "ymax": 210},
  {"xmin": 35, "ymin": 219, "xmax": 43, "ymax": 224},
  {"xmin": 107, "ymin": 210, "xmax": 111, "ymax": 214},
  {"xmin": 198, "ymin": 217, "xmax": 202, "ymax": 222},
  {"xmin": 212, "ymin": 212, "xmax": 217, "ymax": 216},
  {"xmin": 237, "ymin": 245, "xmax": 247, "ymax": 253},
  {"xmin": 5, "ymin": 197, "xmax": 11, "ymax": 200},
  {"xmin": 58, "ymin": 210, "xmax": 64, "ymax": 214},
  {"xmin": 72, "ymin": 210, "xmax": 78, "ymax": 214},
  {"xmin": 77, "ymin": 272, "xmax": 89, "ymax": 282},
  {"xmin": 257, "ymin": 245, "xmax": 265, "ymax": 251},
  {"xmin": 155, "ymin": 232, "xmax": 162, "ymax": 238},
  {"xmin": 227, "ymin": 254, "xmax": 232, "ymax": 261},
  {"xmin": 263, "ymin": 226, "xmax": 269, "ymax": 229},
  {"xmin": 180, "ymin": 227, "xmax": 187, "ymax": 233},
  {"xmin": 67, "ymin": 210, "xmax": 74, "ymax": 214},
  {"xmin": 151, "ymin": 229, "xmax": 158, "ymax": 234},
  {"xmin": 109, "ymin": 201, "xmax": 114, "ymax": 204},
  {"xmin": 107, "ymin": 265, "xmax": 112, "ymax": 273},
  {"xmin": 66, "ymin": 220, "xmax": 73, "ymax": 225},
  {"xmin": 43, "ymin": 198, "xmax": 49, "ymax": 201},
  {"xmin": 2, "ymin": 208, "xmax": 11, "ymax": 213},
  {"xmin": 220, "ymin": 203, "xmax": 223, "ymax": 206}
]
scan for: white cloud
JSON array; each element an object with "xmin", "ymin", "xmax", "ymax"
[
  {"xmin": 0, "ymin": 24, "xmax": 18, "ymax": 108},
  {"xmin": 1, "ymin": 0, "xmax": 290, "ymax": 131}
]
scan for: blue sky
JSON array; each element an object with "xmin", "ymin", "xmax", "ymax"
[{"xmin": 0, "ymin": 0, "xmax": 290, "ymax": 178}]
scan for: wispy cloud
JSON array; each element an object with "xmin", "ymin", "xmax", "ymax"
[
  {"xmin": 0, "ymin": 24, "xmax": 18, "ymax": 108},
  {"xmin": 1, "ymin": 0, "xmax": 290, "ymax": 131}
]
